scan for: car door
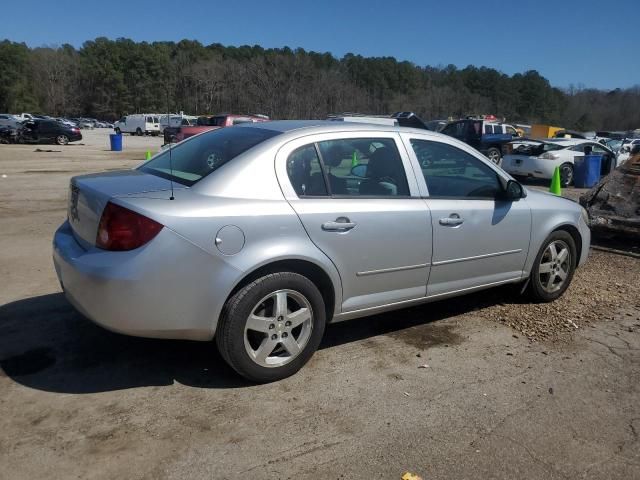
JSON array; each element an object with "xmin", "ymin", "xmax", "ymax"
[
  {"xmin": 276, "ymin": 132, "xmax": 432, "ymax": 313},
  {"xmin": 401, "ymin": 134, "xmax": 531, "ymax": 297}
]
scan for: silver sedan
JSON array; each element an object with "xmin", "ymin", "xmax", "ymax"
[{"xmin": 53, "ymin": 121, "xmax": 590, "ymax": 382}]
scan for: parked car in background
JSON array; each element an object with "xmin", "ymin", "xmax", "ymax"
[
  {"xmin": 440, "ymin": 118, "xmax": 519, "ymax": 164},
  {"xmin": 0, "ymin": 125, "xmax": 20, "ymax": 144},
  {"xmin": 616, "ymin": 138, "xmax": 640, "ymax": 165},
  {"xmin": 502, "ymin": 138, "xmax": 616, "ymax": 186},
  {"xmin": 114, "ymin": 114, "xmax": 161, "ymax": 136},
  {"xmin": 174, "ymin": 113, "xmax": 269, "ymax": 142},
  {"xmin": 56, "ymin": 118, "xmax": 79, "ymax": 128},
  {"xmin": 163, "ymin": 116, "xmax": 199, "ymax": 144},
  {"xmin": 390, "ymin": 112, "xmax": 430, "ymax": 130},
  {"xmin": 19, "ymin": 119, "xmax": 82, "ymax": 145},
  {"xmin": 53, "ymin": 121, "xmax": 590, "ymax": 382},
  {"xmin": 16, "ymin": 113, "xmax": 35, "ymax": 121},
  {"xmin": 159, "ymin": 114, "xmax": 199, "ymax": 132},
  {"xmin": 0, "ymin": 114, "xmax": 22, "ymax": 128}
]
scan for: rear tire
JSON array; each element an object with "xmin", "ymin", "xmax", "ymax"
[
  {"xmin": 216, "ymin": 272, "xmax": 326, "ymax": 383},
  {"xmin": 56, "ymin": 135, "xmax": 69, "ymax": 145},
  {"xmin": 559, "ymin": 162, "xmax": 573, "ymax": 187},
  {"xmin": 528, "ymin": 230, "xmax": 576, "ymax": 302},
  {"xmin": 136, "ymin": 128, "xmax": 143, "ymax": 136},
  {"xmin": 486, "ymin": 147, "xmax": 502, "ymax": 165}
]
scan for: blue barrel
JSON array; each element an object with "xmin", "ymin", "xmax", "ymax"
[
  {"xmin": 573, "ymin": 154, "xmax": 602, "ymax": 188},
  {"xmin": 109, "ymin": 133, "xmax": 123, "ymax": 151}
]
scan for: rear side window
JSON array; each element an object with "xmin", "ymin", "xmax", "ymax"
[
  {"xmin": 317, "ymin": 138, "xmax": 409, "ymax": 196},
  {"xmin": 286, "ymin": 145, "xmax": 327, "ymax": 196},
  {"xmin": 410, "ymin": 139, "xmax": 501, "ymax": 198},
  {"xmin": 484, "ymin": 124, "xmax": 494, "ymax": 134},
  {"xmin": 139, "ymin": 127, "xmax": 281, "ymax": 186},
  {"xmin": 286, "ymin": 138, "xmax": 410, "ymax": 197}
]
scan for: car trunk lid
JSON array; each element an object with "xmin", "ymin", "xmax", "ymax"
[{"xmin": 68, "ymin": 170, "xmax": 185, "ymax": 249}]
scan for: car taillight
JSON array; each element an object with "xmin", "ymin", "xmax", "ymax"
[{"xmin": 96, "ymin": 202, "xmax": 163, "ymax": 251}]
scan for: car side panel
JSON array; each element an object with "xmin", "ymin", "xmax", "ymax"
[{"xmin": 119, "ymin": 192, "xmax": 344, "ymax": 329}]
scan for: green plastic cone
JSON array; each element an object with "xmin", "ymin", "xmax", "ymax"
[
  {"xmin": 145, "ymin": 150, "xmax": 152, "ymax": 160},
  {"xmin": 351, "ymin": 151, "xmax": 358, "ymax": 168},
  {"xmin": 549, "ymin": 166, "xmax": 562, "ymax": 196}
]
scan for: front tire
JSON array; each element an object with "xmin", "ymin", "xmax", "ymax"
[
  {"xmin": 114, "ymin": 127, "xmax": 121, "ymax": 134},
  {"xmin": 216, "ymin": 272, "xmax": 326, "ymax": 383},
  {"xmin": 528, "ymin": 230, "xmax": 577, "ymax": 302}
]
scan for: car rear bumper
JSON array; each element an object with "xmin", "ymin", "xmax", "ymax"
[
  {"xmin": 503, "ymin": 155, "xmax": 559, "ymax": 179},
  {"xmin": 52, "ymin": 220, "xmax": 233, "ymax": 341}
]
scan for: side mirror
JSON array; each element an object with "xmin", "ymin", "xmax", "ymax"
[
  {"xmin": 350, "ymin": 164, "xmax": 367, "ymax": 178},
  {"xmin": 502, "ymin": 179, "xmax": 525, "ymax": 200}
]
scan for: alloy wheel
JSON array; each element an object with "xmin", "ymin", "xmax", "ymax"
[
  {"xmin": 538, "ymin": 240, "xmax": 571, "ymax": 294},
  {"xmin": 243, "ymin": 289, "xmax": 313, "ymax": 368},
  {"xmin": 56, "ymin": 135, "xmax": 68, "ymax": 145}
]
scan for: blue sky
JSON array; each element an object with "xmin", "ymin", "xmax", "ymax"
[{"xmin": 2, "ymin": 0, "xmax": 638, "ymax": 89}]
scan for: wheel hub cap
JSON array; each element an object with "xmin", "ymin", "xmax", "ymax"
[
  {"xmin": 243, "ymin": 289, "xmax": 313, "ymax": 368},
  {"xmin": 539, "ymin": 240, "xmax": 571, "ymax": 294}
]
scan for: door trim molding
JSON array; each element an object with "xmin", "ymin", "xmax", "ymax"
[
  {"xmin": 432, "ymin": 249, "xmax": 523, "ymax": 266},
  {"xmin": 356, "ymin": 262, "xmax": 430, "ymax": 277}
]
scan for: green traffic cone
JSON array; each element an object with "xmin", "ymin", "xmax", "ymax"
[
  {"xmin": 145, "ymin": 150, "xmax": 152, "ymax": 160},
  {"xmin": 549, "ymin": 166, "xmax": 562, "ymax": 196},
  {"xmin": 351, "ymin": 151, "xmax": 358, "ymax": 168}
]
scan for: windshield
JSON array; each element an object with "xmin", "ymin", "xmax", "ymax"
[{"xmin": 139, "ymin": 126, "xmax": 281, "ymax": 186}]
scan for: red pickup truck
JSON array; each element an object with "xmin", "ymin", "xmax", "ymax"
[{"xmin": 174, "ymin": 114, "xmax": 269, "ymax": 142}]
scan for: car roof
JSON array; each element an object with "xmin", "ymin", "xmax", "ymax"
[{"xmin": 238, "ymin": 119, "xmax": 438, "ymax": 136}]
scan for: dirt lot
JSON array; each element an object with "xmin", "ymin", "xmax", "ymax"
[{"xmin": 1, "ymin": 130, "xmax": 639, "ymax": 480}]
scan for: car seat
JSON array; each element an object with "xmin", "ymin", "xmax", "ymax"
[{"xmin": 358, "ymin": 148, "xmax": 408, "ymax": 196}]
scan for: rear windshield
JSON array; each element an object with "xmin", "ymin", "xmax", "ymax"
[{"xmin": 139, "ymin": 126, "xmax": 281, "ymax": 186}]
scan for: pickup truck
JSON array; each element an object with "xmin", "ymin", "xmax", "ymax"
[
  {"xmin": 173, "ymin": 114, "xmax": 269, "ymax": 143},
  {"xmin": 440, "ymin": 119, "xmax": 519, "ymax": 165}
]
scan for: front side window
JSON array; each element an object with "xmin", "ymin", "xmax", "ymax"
[
  {"xmin": 286, "ymin": 145, "xmax": 327, "ymax": 196},
  {"xmin": 317, "ymin": 138, "xmax": 409, "ymax": 196},
  {"xmin": 506, "ymin": 126, "xmax": 517, "ymax": 136},
  {"xmin": 139, "ymin": 127, "xmax": 281, "ymax": 186},
  {"xmin": 410, "ymin": 139, "xmax": 501, "ymax": 198}
]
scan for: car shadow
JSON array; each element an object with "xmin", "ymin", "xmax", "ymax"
[{"xmin": 0, "ymin": 288, "xmax": 516, "ymax": 394}]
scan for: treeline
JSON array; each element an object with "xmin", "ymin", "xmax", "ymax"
[{"xmin": 1, "ymin": 37, "xmax": 638, "ymax": 130}]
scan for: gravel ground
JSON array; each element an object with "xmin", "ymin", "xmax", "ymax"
[{"xmin": 460, "ymin": 250, "xmax": 640, "ymax": 340}]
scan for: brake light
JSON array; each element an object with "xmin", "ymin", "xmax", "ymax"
[{"xmin": 96, "ymin": 202, "xmax": 163, "ymax": 251}]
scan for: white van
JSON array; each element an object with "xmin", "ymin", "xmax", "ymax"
[
  {"xmin": 114, "ymin": 114, "xmax": 161, "ymax": 136},
  {"xmin": 158, "ymin": 113, "xmax": 198, "ymax": 132}
]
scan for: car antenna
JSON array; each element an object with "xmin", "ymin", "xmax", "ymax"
[{"xmin": 166, "ymin": 88, "xmax": 175, "ymax": 200}]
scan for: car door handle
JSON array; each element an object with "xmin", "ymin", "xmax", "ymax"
[
  {"xmin": 322, "ymin": 218, "xmax": 356, "ymax": 231},
  {"xmin": 439, "ymin": 215, "xmax": 464, "ymax": 226}
]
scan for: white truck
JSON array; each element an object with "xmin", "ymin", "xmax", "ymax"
[{"xmin": 114, "ymin": 114, "xmax": 161, "ymax": 136}]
